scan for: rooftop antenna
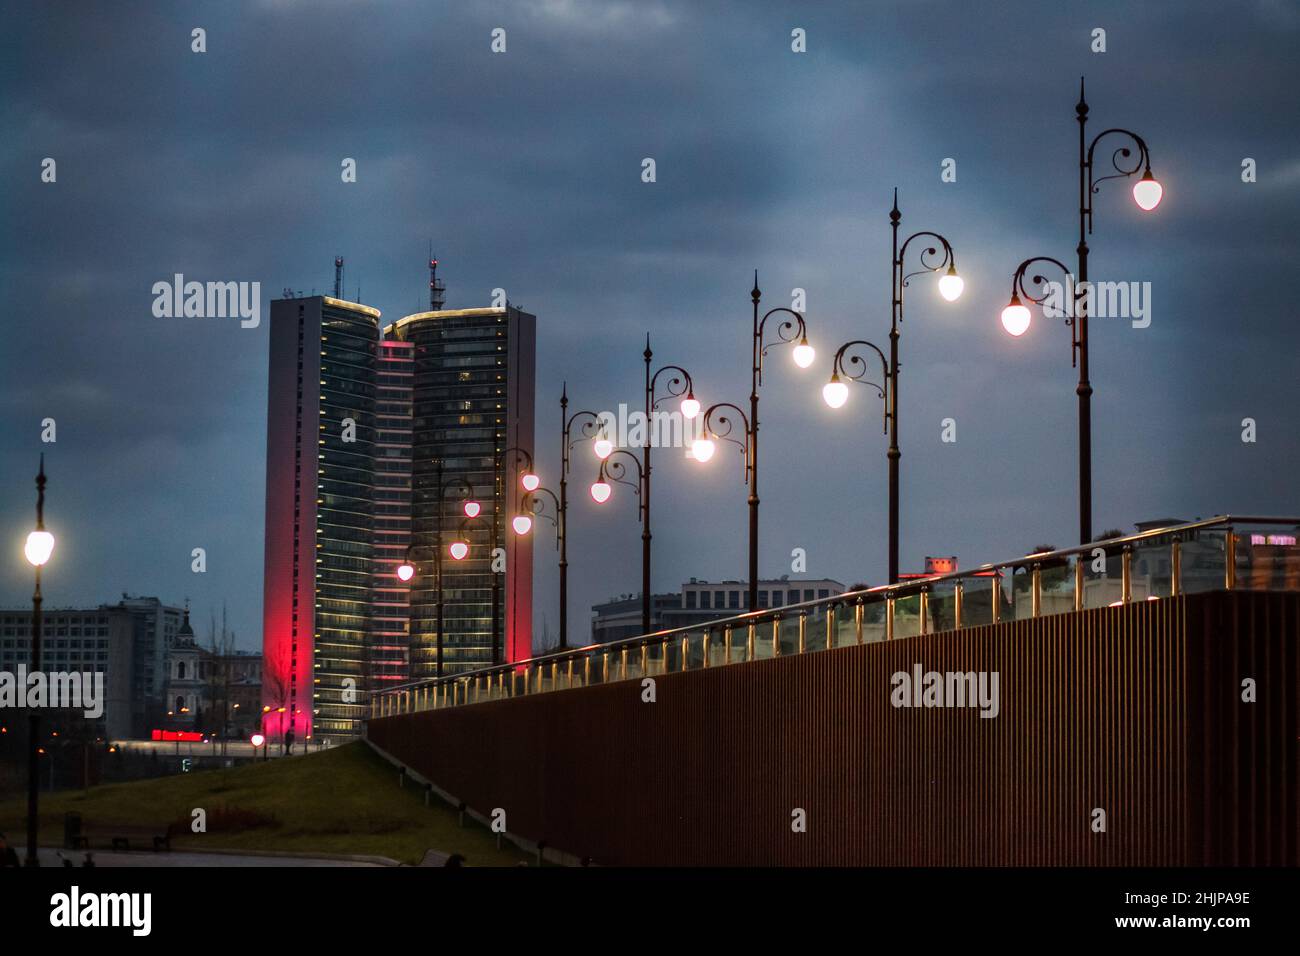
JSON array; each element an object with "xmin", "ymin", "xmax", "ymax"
[
  {"xmin": 334, "ymin": 257, "xmax": 344, "ymax": 298},
  {"xmin": 429, "ymin": 241, "xmax": 445, "ymax": 311}
]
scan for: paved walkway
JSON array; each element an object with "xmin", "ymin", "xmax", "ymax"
[{"xmin": 35, "ymin": 847, "xmax": 387, "ymax": 867}]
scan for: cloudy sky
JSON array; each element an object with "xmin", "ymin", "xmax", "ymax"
[{"xmin": 2, "ymin": 0, "xmax": 1298, "ymax": 651}]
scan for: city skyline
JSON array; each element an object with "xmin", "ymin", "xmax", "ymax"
[{"xmin": 3, "ymin": 0, "xmax": 1299, "ymax": 654}]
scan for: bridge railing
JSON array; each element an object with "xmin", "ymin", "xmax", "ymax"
[{"xmin": 369, "ymin": 515, "xmax": 1300, "ymax": 719}]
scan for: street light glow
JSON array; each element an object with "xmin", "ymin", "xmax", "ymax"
[
  {"xmin": 396, "ymin": 562, "xmax": 415, "ymax": 582},
  {"xmin": 24, "ymin": 530, "xmax": 54, "ymax": 567},
  {"xmin": 1133, "ymin": 172, "xmax": 1163, "ymax": 211},
  {"xmin": 691, "ymin": 437, "xmax": 716, "ymax": 463},
  {"xmin": 512, "ymin": 514, "xmax": 533, "ymax": 535},
  {"xmin": 521, "ymin": 473, "xmax": 540, "ymax": 492},
  {"xmin": 680, "ymin": 395, "xmax": 701, "ymax": 420},
  {"xmin": 938, "ymin": 265, "xmax": 964, "ymax": 302},
  {"xmin": 590, "ymin": 481, "xmax": 612, "ymax": 504},
  {"xmin": 792, "ymin": 338, "xmax": 815, "ymax": 369},
  {"xmin": 823, "ymin": 377, "xmax": 850, "ymax": 409},
  {"xmin": 449, "ymin": 541, "xmax": 469, "ymax": 561},
  {"xmin": 593, "ymin": 437, "xmax": 614, "ymax": 459},
  {"xmin": 463, "ymin": 500, "xmax": 481, "ymax": 518},
  {"xmin": 1001, "ymin": 297, "xmax": 1032, "ymax": 337}
]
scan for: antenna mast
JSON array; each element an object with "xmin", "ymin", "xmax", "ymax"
[
  {"xmin": 333, "ymin": 256, "xmax": 344, "ymax": 298},
  {"xmin": 429, "ymin": 242, "xmax": 445, "ymax": 311}
]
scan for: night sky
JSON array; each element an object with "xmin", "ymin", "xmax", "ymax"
[{"xmin": 3, "ymin": 0, "xmax": 1297, "ymax": 652}]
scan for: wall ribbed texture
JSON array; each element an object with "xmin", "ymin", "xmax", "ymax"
[{"xmin": 366, "ymin": 591, "xmax": 1297, "ymax": 866}]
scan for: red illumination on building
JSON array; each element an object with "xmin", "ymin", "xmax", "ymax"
[{"xmin": 151, "ymin": 729, "xmax": 204, "ymax": 742}]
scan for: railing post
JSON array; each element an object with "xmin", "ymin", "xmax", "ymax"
[
  {"xmin": 1074, "ymin": 558, "xmax": 1084, "ymax": 612},
  {"xmin": 1031, "ymin": 566, "xmax": 1042, "ymax": 618},
  {"xmin": 639, "ymin": 644, "xmax": 647, "ymax": 677},
  {"xmin": 680, "ymin": 636, "xmax": 689, "ymax": 672},
  {"xmin": 855, "ymin": 601, "xmax": 864, "ymax": 644},
  {"xmin": 724, "ymin": 627, "xmax": 733, "ymax": 664},
  {"xmin": 1171, "ymin": 538, "xmax": 1182, "ymax": 597},
  {"xmin": 523, "ymin": 667, "xmax": 531, "ymax": 696},
  {"xmin": 919, "ymin": 590, "xmax": 930, "ymax": 634},
  {"xmin": 797, "ymin": 614, "xmax": 807, "ymax": 654},
  {"xmin": 772, "ymin": 618, "xmax": 781, "ymax": 657},
  {"xmin": 1225, "ymin": 531, "xmax": 1237, "ymax": 590},
  {"xmin": 602, "ymin": 651, "xmax": 609, "ymax": 682},
  {"xmin": 702, "ymin": 632, "xmax": 711, "ymax": 668},
  {"xmin": 584, "ymin": 656, "xmax": 592, "ymax": 685},
  {"xmin": 954, "ymin": 581, "xmax": 963, "ymax": 630},
  {"xmin": 1122, "ymin": 547, "xmax": 1133, "ymax": 603},
  {"xmin": 747, "ymin": 624, "xmax": 756, "ymax": 661},
  {"xmin": 620, "ymin": 648, "xmax": 628, "ymax": 681},
  {"xmin": 826, "ymin": 606, "xmax": 835, "ymax": 649},
  {"xmin": 566, "ymin": 657, "xmax": 574, "ymax": 688},
  {"xmin": 886, "ymin": 597, "xmax": 896, "ymax": 640},
  {"xmin": 991, "ymin": 583, "xmax": 1000, "ymax": 625}
]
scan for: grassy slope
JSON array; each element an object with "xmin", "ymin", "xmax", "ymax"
[{"xmin": 0, "ymin": 741, "xmax": 530, "ymax": 866}]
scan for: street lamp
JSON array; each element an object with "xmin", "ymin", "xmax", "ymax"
[
  {"xmin": 559, "ymin": 385, "xmax": 606, "ymax": 649},
  {"xmin": 589, "ymin": 449, "xmax": 648, "ymax": 624},
  {"xmin": 493, "ymin": 445, "xmax": 537, "ymax": 665},
  {"xmin": 636, "ymin": 338, "xmax": 697, "ymax": 634},
  {"xmin": 23, "ymin": 455, "xmax": 52, "ymax": 866},
  {"xmin": 731, "ymin": 275, "xmax": 817, "ymax": 610},
  {"xmin": 402, "ymin": 460, "xmax": 479, "ymax": 679},
  {"xmin": 824, "ymin": 190, "xmax": 960, "ymax": 583},
  {"xmin": 1002, "ymin": 76, "xmax": 1160, "ymax": 545}
]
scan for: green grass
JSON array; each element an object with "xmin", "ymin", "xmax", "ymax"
[{"xmin": 0, "ymin": 742, "xmax": 531, "ymax": 866}]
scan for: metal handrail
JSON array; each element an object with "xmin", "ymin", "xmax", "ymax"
[{"xmin": 370, "ymin": 514, "xmax": 1300, "ymax": 712}]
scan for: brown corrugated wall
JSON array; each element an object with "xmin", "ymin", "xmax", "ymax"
[{"xmin": 366, "ymin": 591, "xmax": 1297, "ymax": 865}]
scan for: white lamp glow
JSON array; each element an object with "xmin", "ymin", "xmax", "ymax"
[
  {"xmin": 521, "ymin": 473, "xmax": 540, "ymax": 492},
  {"xmin": 792, "ymin": 338, "xmax": 815, "ymax": 369},
  {"xmin": 823, "ymin": 378, "xmax": 849, "ymax": 409},
  {"xmin": 593, "ymin": 437, "xmax": 614, "ymax": 460},
  {"xmin": 680, "ymin": 396, "xmax": 701, "ymax": 420},
  {"xmin": 463, "ymin": 500, "xmax": 481, "ymax": 518},
  {"xmin": 449, "ymin": 541, "xmax": 469, "ymax": 561},
  {"xmin": 512, "ymin": 515, "xmax": 533, "ymax": 535},
  {"xmin": 938, "ymin": 266, "xmax": 964, "ymax": 302},
  {"xmin": 1001, "ymin": 299, "xmax": 1032, "ymax": 337},
  {"xmin": 691, "ymin": 437, "xmax": 716, "ymax": 463},
  {"xmin": 24, "ymin": 530, "xmax": 54, "ymax": 567},
  {"xmin": 1133, "ymin": 172, "xmax": 1163, "ymax": 211},
  {"xmin": 590, "ymin": 481, "xmax": 612, "ymax": 504},
  {"xmin": 396, "ymin": 562, "xmax": 415, "ymax": 582}
]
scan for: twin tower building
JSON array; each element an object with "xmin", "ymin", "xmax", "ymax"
[{"xmin": 262, "ymin": 264, "xmax": 536, "ymax": 744}]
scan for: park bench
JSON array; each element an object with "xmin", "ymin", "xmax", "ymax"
[{"xmin": 71, "ymin": 822, "xmax": 174, "ymax": 853}]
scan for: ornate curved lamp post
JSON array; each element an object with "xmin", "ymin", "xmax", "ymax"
[
  {"xmin": 401, "ymin": 461, "xmax": 478, "ymax": 678},
  {"xmin": 493, "ymin": 446, "xmax": 537, "ymax": 664},
  {"xmin": 23, "ymin": 455, "xmax": 53, "ymax": 867},
  {"xmin": 589, "ymin": 448, "xmax": 652, "ymax": 631},
  {"xmin": 824, "ymin": 191, "xmax": 961, "ymax": 583},
  {"xmin": 731, "ymin": 279, "xmax": 817, "ymax": 609},
  {"xmin": 559, "ymin": 385, "xmax": 605, "ymax": 649},
  {"xmin": 1001, "ymin": 77, "xmax": 1161, "ymax": 545}
]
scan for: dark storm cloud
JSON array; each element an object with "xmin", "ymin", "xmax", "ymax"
[{"xmin": 2, "ymin": 0, "xmax": 1297, "ymax": 649}]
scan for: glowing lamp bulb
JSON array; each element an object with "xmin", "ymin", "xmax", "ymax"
[
  {"xmin": 521, "ymin": 473, "xmax": 540, "ymax": 492},
  {"xmin": 792, "ymin": 339, "xmax": 815, "ymax": 369},
  {"xmin": 449, "ymin": 541, "xmax": 469, "ymax": 561},
  {"xmin": 680, "ymin": 396, "xmax": 701, "ymax": 420},
  {"xmin": 1001, "ymin": 299, "xmax": 1032, "ymax": 337},
  {"xmin": 250, "ymin": 733, "xmax": 265, "ymax": 748},
  {"xmin": 593, "ymin": 437, "xmax": 614, "ymax": 459},
  {"xmin": 938, "ymin": 266, "xmax": 964, "ymax": 302},
  {"xmin": 691, "ymin": 437, "xmax": 716, "ymax": 463},
  {"xmin": 1133, "ymin": 172, "xmax": 1162, "ymax": 211},
  {"xmin": 823, "ymin": 378, "xmax": 849, "ymax": 409},
  {"xmin": 24, "ymin": 530, "xmax": 54, "ymax": 567},
  {"xmin": 512, "ymin": 515, "xmax": 533, "ymax": 535},
  {"xmin": 463, "ymin": 500, "xmax": 481, "ymax": 518},
  {"xmin": 590, "ymin": 481, "xmax": 612, "ymax": 504},
  {"xmin": 396, "ymin": 562, "xmax": 415, "ymax": 582}
]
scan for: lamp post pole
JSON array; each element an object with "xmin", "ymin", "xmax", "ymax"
[
  {"xmin": 25, "ymin": 456, "xmax": 50, "ymax": 867},
  {"xmin": 560, "ymin": 386, "xmax": 603, "ymax": 649},
  {"xmin": 642, "ymin": 340, "xmax": 696, "ymax": 635},
  {"xmin": 428, "ymin": 460, "xmax": 476, "ymax": 679},
  {"xmin": 747, "ymin": 276, "xmax": 814, "ymax": 609},
  {"xmin": 1002, "ymin": 78, "xmax": 1160, "ymax": 545},
  {"xmin": 593, "ymin": 449, "xmax": 649, "ymax": 628}
]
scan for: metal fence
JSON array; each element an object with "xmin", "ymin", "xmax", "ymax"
[{"xmin": 370, "ymin": 515, "xmax": 1300, "ymax": 719}]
